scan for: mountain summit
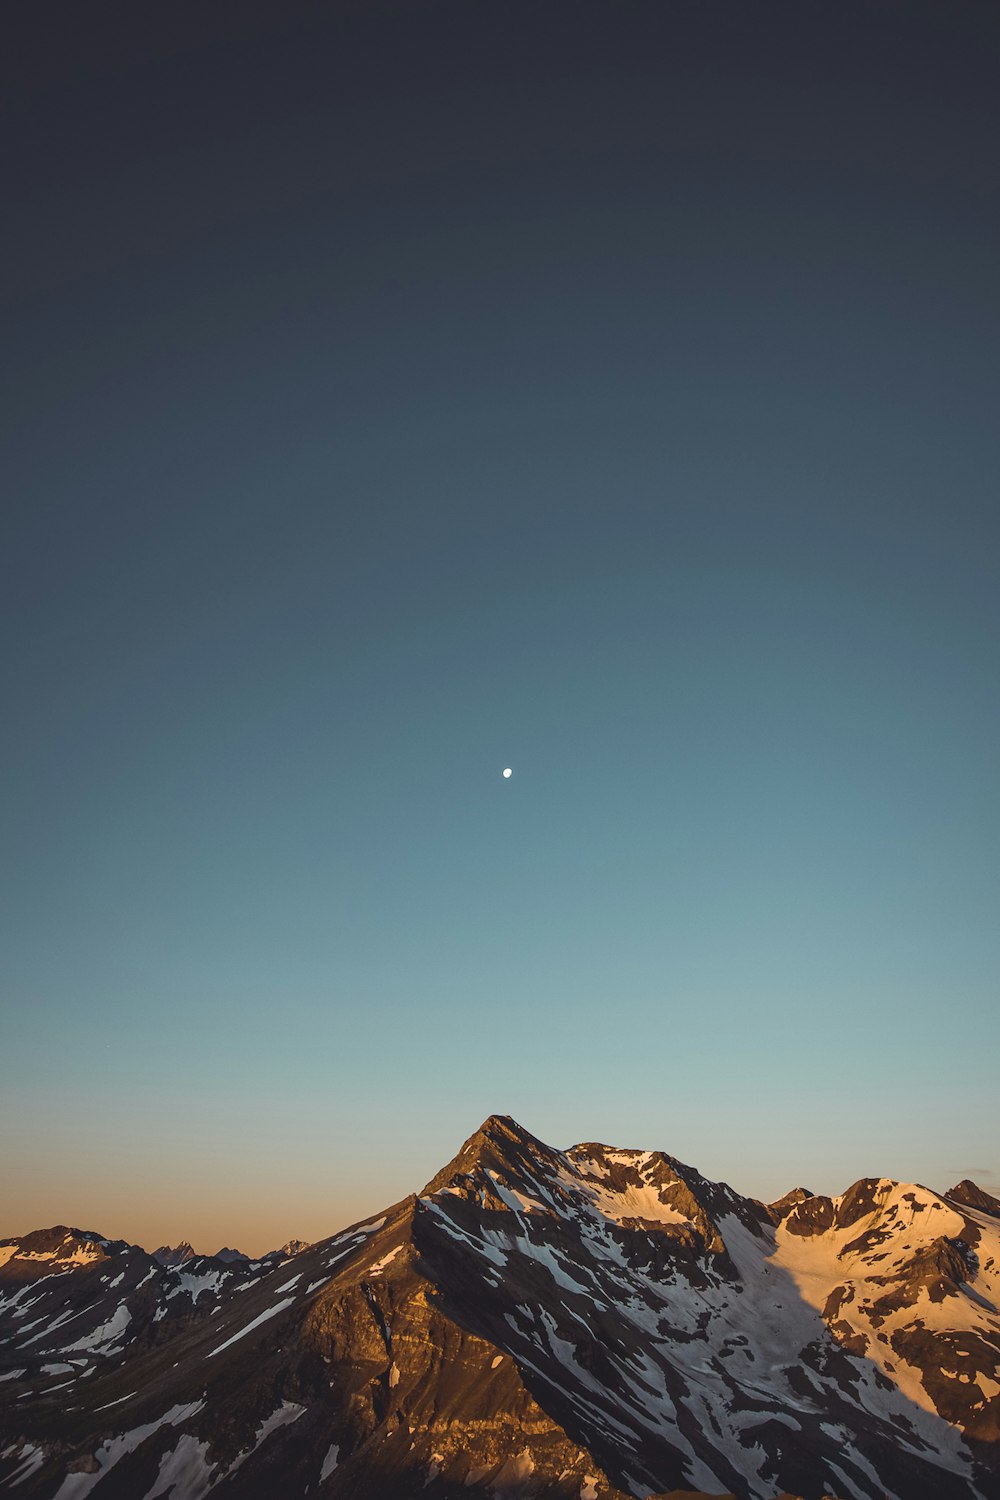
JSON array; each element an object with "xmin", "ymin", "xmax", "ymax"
[
  {"xmin": 150, "ymin": 1240, "xmax": 198, "ymax": 1267},
  {"xmin": 1, "ymin": 1118, "xmax": 997, "ymax": 1499}
]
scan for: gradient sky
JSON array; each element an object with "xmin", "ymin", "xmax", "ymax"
[{"xmin": 3, "ymin": 1, "xmax": 999, "ymax": 1256}]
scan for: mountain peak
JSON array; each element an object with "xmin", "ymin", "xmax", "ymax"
[
  {"xmin": 263, "ymin": 1238, "xmax": 312, "ymax": 1259},
  {"xmin": 151, "ymin": 1240, "xmax": 197, "ymax": 1266},
  {"xmin": 0, "ymin": 1226, "xmax": 114, "ymax": 1282},
  {"xmin": 420, "ymin": 1114, "xmax": 555, "ymax": 1197},
  {"xmin": 472, "ymin": 1113, "xmax": 542, "ymax": 1146},
  {"xmin": 768, "ymin": 1186, "xmax": 816, "ymax": 1221},
  {"xmin": 946, "ymin": 1178, "xmax": 1000, "ymax": 1218}
]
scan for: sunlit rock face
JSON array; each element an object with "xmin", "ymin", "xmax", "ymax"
[{"xmin": 1, "ymin": 1117, "xmax": 998, "ymax": 1499}]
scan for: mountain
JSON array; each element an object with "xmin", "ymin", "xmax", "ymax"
[
  {"xmin": 150, "ymin": 1244, "xmax": 253, "ymax": 1271},
  {"xmin": 1, "ymin": 1116, "xmax": 997, "ymax": 1499},
  {"xmin": 275, "ymin": 1239, "xmax": 311, "ymax": 1259},
  {"xmin": 151, "ymin": 1242, "xmax": 198, "ymax": 1267},
  {"xmin": 260, "ymin": 1239, "xmax": 312, "ymax": 1261},
  {"xmin": 0, "ymin": 1227, "xmax": 279, "ymax": 1390},
  {"xmin": 948, "ymin": 1182, "xmax": 1000, "ymax": 1220}
]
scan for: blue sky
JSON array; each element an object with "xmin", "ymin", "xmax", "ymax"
[{"xmin": 2, "ymin": 1, "xmax": 998, "ymax": 1252}]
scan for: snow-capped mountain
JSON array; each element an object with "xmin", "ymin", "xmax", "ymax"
[
  {"xmin": 1, "ymin": 1116, "xmax": 997, "ymax": 1499},
  {"xmin": 0, "ymin": 1229, "xmax": 277, "ymax": 1392}
]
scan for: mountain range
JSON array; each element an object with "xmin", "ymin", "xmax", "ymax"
[{"xmin": 1, "ymin": 1115, "xmax": 998, "ymax": 1499}]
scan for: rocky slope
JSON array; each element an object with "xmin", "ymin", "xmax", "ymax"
[{"xmin": 0, "ymin": 1117, "xmax": 997, "ymax": 1499}]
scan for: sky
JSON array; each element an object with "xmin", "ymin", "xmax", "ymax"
[{"xmin": 2, "ymin": 0, "xmax": 999, "ymax": 1256}]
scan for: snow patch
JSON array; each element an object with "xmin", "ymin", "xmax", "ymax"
[
  {"xmin": 208, "ymin": 1297, "xmax": 295, "ymax": 1357},
  {"xmin": 166, "ymin": 1269, "xmax": 226, "ymax": 1305},
  {"xmin": 7, "ymin": 1444, "xmax": 45, "ymax": 1487},
  {"xmin": 51, "ymin": 1400, "xmax": 204, "ymax": 1500},
  {"xmin": 144, "ymin": 1433, "xmax": 214, "ymax": 1500},
  {"xmin": 63, "ymin": 1304, "xmax": 132, "ymax": 1353},
  {"xmin": 369, "ymin": 1246, "xmax": 403, "ymax": 1277},
  {"xmin": 229, "ymin": 1400, "xmax": 305, "ymax": 1473}
]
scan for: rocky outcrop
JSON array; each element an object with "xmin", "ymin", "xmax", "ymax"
[
  {"xmin": 151, "ymin": 1240, "xmax": 198, "ymax": 1266},
  {"xmin": 766, "ymin": 1189, "xmax": 814, "ymax": 1224},
  {"xmin": 948, "ymin": 1181, "xmax": 1000, "ymax": 1221}
]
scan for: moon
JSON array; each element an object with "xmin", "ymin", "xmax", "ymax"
[{"xmin": 502, "ymin": 767, "xmax": 513, "ymax": 779}]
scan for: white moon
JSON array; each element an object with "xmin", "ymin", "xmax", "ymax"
[{"xmin": 502, "ymin": 767, "xmax": 513, "ymax": 778}]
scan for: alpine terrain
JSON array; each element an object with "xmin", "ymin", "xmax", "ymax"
[{"xmin": 1, "ymin": 1116, "xmax": 998, "ymax": 1499}]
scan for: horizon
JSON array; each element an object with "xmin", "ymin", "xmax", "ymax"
[
  {"xmin": 2, "ymin": 1, "xmax": 998, "ymax": 1262},
  {"xmin": 4, "ymin": 1110, "xmax": 996, "ymax": 1259}
]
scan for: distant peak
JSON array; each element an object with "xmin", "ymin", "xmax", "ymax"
[
  {"xmin": 945, "ymin": 1179, "xmax": 1000, "ymax": 1218},
  {"xmin": 151, "ymin": 1241, "xmax": 197, "ymax": 1266},
  {"xmin": 768, "ymin": 1187, "xmax": 815, "ymax": 1222}
]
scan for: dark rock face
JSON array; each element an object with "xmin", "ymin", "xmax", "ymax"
[
  {"xmin": 782, "ymin": 1195, "xmax": 836, "ymax": 1237},
  {"xmin": 1, "ymin": 1124, "xmax": 998, "ymax": 1500},
  {"xmin": 151, "ymin": 1242, "xmax": 198, "ymax": 1267},
  {"xmin": 766, "ymin": 1190, "xmax": 814, "ymax": 1224},
  {"xmin": 948, "ymin": 1182, "xmax": 1000, "ymax": 1221}
]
